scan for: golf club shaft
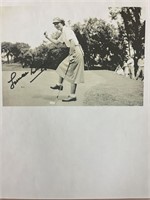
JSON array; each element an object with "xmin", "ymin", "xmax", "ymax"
[{"xmin": 53, "ymin": 59, "xmax": 71, "ymax": 104}]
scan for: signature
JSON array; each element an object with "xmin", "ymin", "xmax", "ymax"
[
  {"xmin": 8, "ymin": 72, "xmax": 29, "ymax": 89},
  {"xmin": 8, "ymin": 67, "xmax": 47, "ymax": 89},
  {"xmin": 30, "ymin": 67, "xmax": 47, "ymax": 83}
]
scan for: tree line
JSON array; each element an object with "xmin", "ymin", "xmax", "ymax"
[{"xmin": 1, "ymin": 7, "xmax": 145, "ymax": 72}]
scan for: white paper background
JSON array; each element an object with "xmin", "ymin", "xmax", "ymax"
[{"xmin": 0, "ymin": 0, "xmax": 150, "ymax": 199}]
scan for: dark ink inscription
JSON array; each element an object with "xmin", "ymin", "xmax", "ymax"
[
  {"xmin": 8, "ymin": 67, "xmax": 47, "ymax": 89},
  {"xmin": 8, "ymin": 71, "xmax": 29, "ymax": 89},
  {"xmin": 30, "ymin": 67, "xmax": 47, "ymax": 83}
]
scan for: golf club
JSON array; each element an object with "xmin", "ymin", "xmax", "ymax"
[
  {"xmin": 44, "ymin": 31, "xmax": 72, "ymax": 105},
  {"xmin": 49, "ymin": 60, "xmax": 71, "ymax": 105}
]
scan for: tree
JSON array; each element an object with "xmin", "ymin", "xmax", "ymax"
[
  {"xmin": 73, "ymin": 18, "xmax": 126, "ymax": 70},
  {"xmin": 1, "ymin": 42, "xmax": 31, "ymax": 64},
  {"xmin": 30, "ymin": 42, "xmax": 68, "ymax": 69},
  {"xmin": 1, "ymin": 42, "xmax": 14, "ymax": 63},
  {"xmin": 11, "ymin": 42, "xmax": 30, "ymax": 62},
  {"xmin": 109, "ymin": 7, "xmax": 145, "ymax": 72}
]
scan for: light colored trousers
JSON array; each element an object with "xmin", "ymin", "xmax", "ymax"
[
  {"xmin": 136, "ymin": 66, "xmax": 144, "ymax": 79},
  {"xmin": 129, "ymin": 65, "xmax": 135, "ymax": 79}
]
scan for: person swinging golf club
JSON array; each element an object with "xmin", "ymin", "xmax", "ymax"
[{"xmin": 44, "ymin": 17, "xmax": 84, "ymax": 102}]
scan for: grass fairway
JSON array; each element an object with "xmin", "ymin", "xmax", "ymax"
[
  {"xmin": 2, "ymin": 64, "xmax": 143, "ymax": 106},
  {"xmin": 83, "ymin": 70, "xmax": 143, "ymax": 106}
]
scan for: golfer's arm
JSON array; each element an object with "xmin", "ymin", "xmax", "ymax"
[{"xmin": 46, "ymin": 36, "xmax": 59, "ymax": 44}]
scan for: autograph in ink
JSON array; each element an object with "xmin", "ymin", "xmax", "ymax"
[
  {"xmin": 8, "ymin": 67, "xmax": 47, "ymax": 89},
  {"xmin": 8, "ymin": 71, "xmax": 29, "ymax": 89},
  {"xmin": 30, "ymin": 67, "xmax": 47, "ymax": 83}
]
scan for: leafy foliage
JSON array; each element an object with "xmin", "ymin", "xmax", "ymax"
[
  {"xmin": 1, "ymin": 42, "xmax": 30, "ymax": 63},
  {"xmin": 1, "ymin": 8, "xmax": 145, "ymax": 72},
  {"xmin": 31, "ymin": 43, "xmax": 68, "ymax": 69},
  {"xmin": 109, "ymin": 7, "xmax": 145, "ymax": 71},
  {"xmin": 73, "ymin": 18, "xmax": 127, "ymax": 70},
  {"xmin": 12, "ymin": 42, "xmax": 30, "ymax": 62}
]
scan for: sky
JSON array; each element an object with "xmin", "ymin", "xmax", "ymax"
[{"xmin": 1, "ymin": 1, "xmax": 146, "ymax": 48}]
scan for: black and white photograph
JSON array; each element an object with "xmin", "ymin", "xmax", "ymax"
[
  {"xmin": 0, "ymin": 0, "xmax": 150, "ymax": 200},
  {"xmin": 1, "ymin": 1, "xmax": 146, "ymax": 106}
]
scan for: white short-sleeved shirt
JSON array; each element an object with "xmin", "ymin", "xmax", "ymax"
[
  {"xmin": 127, "ymin": 58, "xmax": 134, "ymax": 66},
  {"xmin": 58, "ymin": 26, "xmax": 79, "ymax": 47},
  {"xmin": 138, "ymin": 58, "xmax": 144, "ymax": 67}
]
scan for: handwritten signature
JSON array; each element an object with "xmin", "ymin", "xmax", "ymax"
[
  {"xmin": 30, "ymin": 67, "xmax": 47, "ymax": 83},
  {"xmin": 8, "ymin": 67, "xmax": 47, "ymax": 89}
]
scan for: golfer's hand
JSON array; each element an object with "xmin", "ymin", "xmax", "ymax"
[
  {"xmin": 69, "ymin": 54, "xmax": 75, "ymax": 63},
  {"xmin": 44, "ymin": 32, "xmax": 49, "ymax": 39}
]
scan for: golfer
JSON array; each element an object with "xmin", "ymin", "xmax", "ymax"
[
  {"xmin": 126, "ymin": 55, "xmax": 135, "ymax": 79},
  {"xmin": 136, "ymin": 55, "xmax": 144, "ymax": 81},
  {"xmin": 44, "ymin": 17, "xmax": 84, "ymax": 102}
]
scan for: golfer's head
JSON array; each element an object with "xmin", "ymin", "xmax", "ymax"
[{"xmin": 53, "ymin": 17, "xmax": 65, "ymax": 30}]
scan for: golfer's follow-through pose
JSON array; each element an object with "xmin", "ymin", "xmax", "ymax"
[{"xmin": 44, "ymin": 17, "xmax": 84, "ymax": 102}]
